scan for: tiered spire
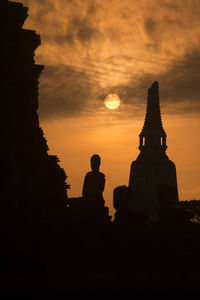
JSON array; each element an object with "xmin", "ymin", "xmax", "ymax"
[{"xmin": 138, "ymin": 81, "xmax": 167, "ymax": 158}]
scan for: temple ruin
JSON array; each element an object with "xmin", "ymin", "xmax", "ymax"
[
  {"xmin": 128, "ymin": 81, "xmax": 179, "ymax": 223},
  {"xmin": 1, "ymin": 0, "xmax": 68, "ymax": 226}
]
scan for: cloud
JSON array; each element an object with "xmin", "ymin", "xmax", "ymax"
[
  {"xmin": 37, "ymin": 48, "xmax": 200, "ymax": 120},
  {"xmin": 17, "ymin": 0, "xmax": 200, "ymax": 120},
  {"xmin": 144, "ymin": 18, "xmax": 157, "ymax": 39},
  {"xmin": 22, "ymin": 0, "xmax": 100, "ymax": 48},
  {"xmin": 65, "ymin": 15, "xmax": 100, "ymax": 46},
  {"xmin": 22, "ymin": 0, "xmax": 55, "ymax": 26},
  {"xmin": 38, "ymin": 64, "xmax": 101, "ymax": 120},
  {"xmin": 20, "ymin": 0, "xmax": 200, "ymax": 68},
  {"xmin": 38, "ymin": 65, "xmax": 91, "ymax": 119},
  {"xmin": 110, "ymin": 49, "xmax": 200, "ymax": 115}
]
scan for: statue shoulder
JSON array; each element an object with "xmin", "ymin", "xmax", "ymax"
[
  {"xmin": 98, "ymin": 171, "xmax": 105, "ymax": 179},
  {"xmin": 84, "ymin": 171, "xmax": 93, "ymax": 179},
  {"xmin": 85, "ymin": 171, "xmax": 105, "ymax": 179}
]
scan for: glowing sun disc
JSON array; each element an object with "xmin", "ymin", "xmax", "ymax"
[{"xmin": 104, "ymin": 93, "xmax": 121, "ymax": 110}]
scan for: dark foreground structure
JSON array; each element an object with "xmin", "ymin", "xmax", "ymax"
[
  {"xmin": 1, "ymin": 0, "xmax": 200, "ymax": 297},
  {"xmin": 128, "ymin": 81, "xmax": 179, "ymax": 223},
  {"xmin": 67, "ymin": 154, "xmax": 111, "ymax": 224},
  {"xmin": 114, "ymin": 82, "xmax": 179, "ymax": 224},
  {"xmin": 1, "ymin": 0, "xmax": 68, "ymax": 227}
]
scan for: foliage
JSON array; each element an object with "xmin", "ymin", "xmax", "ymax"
[{"xmin": 179, "ymin": 200, "xmax": 200, "ymax": 223}]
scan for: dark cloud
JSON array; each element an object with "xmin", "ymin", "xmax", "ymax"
[
  {"xmin": 143, "ymin": 11, "xmax": 188, "ymax": 53},
  {"xmin": 160, "ymin": 51, "xmax": 200, "ymax": 102},
  {"xmin": 22, "ymin": 0, "xmax": 100, "ymax": 46},
  {"xmin": 19, "ymin": 0, "xmax": 200, "ymax": 119},
  {"xmin": 152, "ymin": 50, "xmax": 200, "ymax": 111},
  {"xmin": 66, "ymin": 1, "xmax": 100, "ymax": 46},
  {"xmin": 65, "ymin": 16, "xmax": 99, "ymax": 46},
  {"xmin": 144, "ymin": 18, "xmax": 157, "ymax": 39},
  {"xmin": 101, "ymin": 49, "xmax": 200, "ymax": 115},
  {"xmin": 143, "ymin": 17, "xmax": 162, "ymax": 52},
  {"xmin": 38, "ymin": 65, "xmax": 97, "ymax": 120},
  {"xmin": 38, "ymin": 49, "xmax": 200, "ymax": 120},
  {"xmin": 33, "ymin": 2, "xmax": 55, "ymax": 25}
]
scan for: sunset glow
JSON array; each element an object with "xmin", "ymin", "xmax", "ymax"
[
  {"xmin": 3, "ymin": 1, "xmax": 200, "ymax": 293},
  {"xmin": 14, "ymin": 0, "xmax": 200, "ymax": 217}
]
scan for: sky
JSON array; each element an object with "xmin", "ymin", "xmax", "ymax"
[{"xmin": 15, "ymin": 0, "xmax": 200, "ymax": 217}]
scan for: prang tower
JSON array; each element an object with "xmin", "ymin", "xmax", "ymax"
[{"xmin": 128, "ymin": 82, "xmax": 179, "ymax": 223}]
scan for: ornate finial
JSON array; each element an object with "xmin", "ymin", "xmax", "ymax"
[{"xmin": 138, "ymin": 82, "xmax": 167, "ymax": 158}]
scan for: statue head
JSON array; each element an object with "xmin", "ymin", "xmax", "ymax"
[{"xmin": 90, "ymin": 154, "xmax": 101, "ymax": 171}]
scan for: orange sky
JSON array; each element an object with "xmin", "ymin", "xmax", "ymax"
[{"xmin": 14, "ymin": 0, "xmax": 200, "ymax": 217}]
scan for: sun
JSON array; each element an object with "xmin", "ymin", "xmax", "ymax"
[{"xmin": 104, "ymin": 93, "xmax": 121, "ymax": 110}]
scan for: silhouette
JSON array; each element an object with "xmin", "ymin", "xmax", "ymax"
[
  {"xmin": 157, "ymin": 183, "xmax": 178, "ymax": 224},
  {"xmin": 0, "ymin": 0, "xmax": 69, "ymax": 227},
  {"xmin": 82, "ymin": 154, "xmax": 111, "ymax": 223},
  {"xmin": 113, "ymin": 185, "xmax": 129, "ymax": 223},
  {"xmin": 66, "ymin": 155, "xmax": 111, "ymax": 224},
  {"xmin": 128, "ymin": 81, "xmax": 179, "ymax": 223},
  {"xmin": 83, "ymin": 154, "xmax": 105, "ymax": 200},
  {"xmin": 113, "ymin": 82, "xmax": 179, "ymax": 224},
  {"xmin": 113, "ymin": 185, "xmax": 148, "ymax": 226},
  {"xmin": 2, "ymin": 1, "xmax": 200, "ymax": 297},
  {"xmin": 179, "ymin": 200, "xmax": 200, "ymax": 222}
]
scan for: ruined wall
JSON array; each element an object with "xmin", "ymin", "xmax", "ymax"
[{"xmin": 0, "ymin": 0, "xmax": 68, "ymax": 225}]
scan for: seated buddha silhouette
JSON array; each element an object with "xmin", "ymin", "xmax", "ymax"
[{"xmin": 82, "ymin": 154, "xmax": 105, "ymax": 218}]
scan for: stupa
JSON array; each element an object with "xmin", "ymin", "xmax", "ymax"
[{"xmin": 128, "ymin": 81, "xmax": 179, "ymax": 223}]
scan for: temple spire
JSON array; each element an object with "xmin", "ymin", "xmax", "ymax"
[
  {"xmin": 127, "ymin": 81, "xmax": 179, "ymax": 224},
  {"xmin": 138, "ymin": 81, "xmax": 167, "ymax": 158}
]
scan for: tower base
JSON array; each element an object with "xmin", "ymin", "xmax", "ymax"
[{"xmin": 129, "ymin": 157, "xmax": 179, "ymax": 223}]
